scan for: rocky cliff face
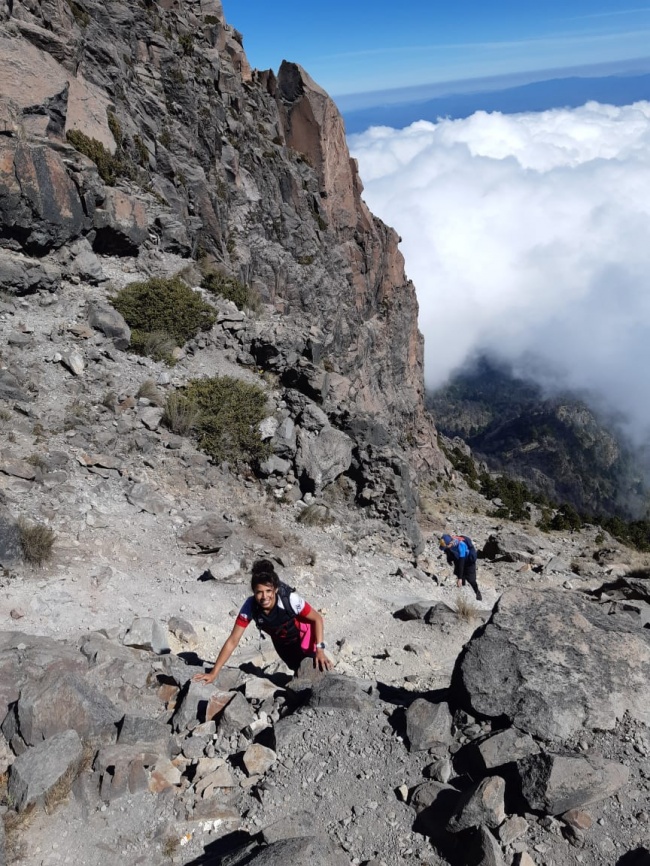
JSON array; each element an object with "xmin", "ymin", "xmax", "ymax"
[{"xmin": 0, "ymin": 0, "xmax": 444, "ymax": 548}]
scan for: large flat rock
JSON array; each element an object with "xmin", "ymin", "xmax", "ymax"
[
  {"xmin": 8, "ymin": 728, "xmax": 83, "ymax": 812},
  {"xmin": 456, "ymin": 588, "xmax": 650, "ymax": 741}
]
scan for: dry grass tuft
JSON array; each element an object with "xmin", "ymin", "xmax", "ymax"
[
  {"xmin": 43, "ymin": 760, "xmax": 81, "ymax": 814},
  {"xmin": 455, "ymin": 595, "xmax": 479, "ymax": 623},
  {"xmin": 18, "ymin": 518, "xmax": 56, "ymax": 567},
  {"xmin": 163, "ymin": 836, "xmax": 180, "ymax": 859},
  {"xmin": 140, "ymin": 330, "xmax": 177, "ymax": 363},
  {"xmin": 136, "ymin": 378, "xmax": 165, "ymax": 406},
  {"xmin": 162, "ymin": 392, "xmax": 201, "ymax": 435},
  {"xmin": 297, "ymin": 503, "xmax": 333, "ymax": 527}
]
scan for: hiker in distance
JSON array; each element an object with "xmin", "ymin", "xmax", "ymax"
[
  {"xmin": 193, "ymin": 559, "xmax": 333, "ymax": 685},
  {"xmin": 439, "ymin": 533, "xmax": 483, "ymax": 601}
]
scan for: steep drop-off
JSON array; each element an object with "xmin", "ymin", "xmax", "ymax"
[{"xmin": 428, "ymin": 356, "xmax": 649, "ymax": 519}]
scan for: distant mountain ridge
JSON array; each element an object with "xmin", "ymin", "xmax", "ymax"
[
  {"xmin": 428, "ymin": 356, "xmax": 650, "ymax": 520},
  {"xmin": 343, "ymin": 72, "xmax": 650, "ymax": 133}
]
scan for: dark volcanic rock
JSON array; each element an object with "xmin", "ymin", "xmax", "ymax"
[
  {"xmin": 517, "ymin": 751, "xmax": 629, "ymax": 815},
  {"xmin": 405, "ymin": 698, "xmax": 453, "ymax": 751},
  {"xmin": 455, "ymin": 587, "xmax": 650, "ymax": 741},
  {"xmin": 0, "ymin": 140, "xmax": 87, "ymax": 252}
]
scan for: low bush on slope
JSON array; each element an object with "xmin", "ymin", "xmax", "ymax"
[
  {"xmin": 110, "ymin": 277, "xmax": 216, "ymax": 361},
  {"xmin": 163, "ymin": 376, "xmax": 269, "ymax": 465}
]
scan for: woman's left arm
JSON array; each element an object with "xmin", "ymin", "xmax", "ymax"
[{"xmin": 301, "ymin": 606, "xmax": 333, "ymax": 671}]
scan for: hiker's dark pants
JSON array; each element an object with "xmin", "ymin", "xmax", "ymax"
[{"xmin": 455, "ymin": 559, "xmax": 480, "ymax": 598}]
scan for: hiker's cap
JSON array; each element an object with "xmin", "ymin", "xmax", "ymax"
[{"xmin": 439, "ymin": 534, "xmax": 452, "ymax": 548}]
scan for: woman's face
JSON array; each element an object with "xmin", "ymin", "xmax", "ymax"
[{"xmin": 253, "ymin": 582, "xmax": 278, "ymax": 611}]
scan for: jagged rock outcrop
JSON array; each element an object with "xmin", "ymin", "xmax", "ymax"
[{"xmin": 0, "ymin": 0, "xmax": 445, "ymax": 550}]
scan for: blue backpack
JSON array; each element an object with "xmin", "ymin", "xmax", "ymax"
[{"xmin": 458, "ymin": 535, "xmax": 478, "ymax": 563}]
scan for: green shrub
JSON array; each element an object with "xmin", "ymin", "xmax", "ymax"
[
  {"xmin": 183, "ymin": 376, "xmax": 269, "ymax": 464},
  {"xmin": 201, "ymin": 271, "xmax": 260, "ymax": 312},
  {"xmin": 18, "ymin": 518, "xmax": 56, "ymax": 566},
  {"xmin": 107, "ymin": 110, "xmax": 122, "ymax": 146},
  {"xmin": 133, "ymin": 134, "xmax": 149, "ymax": 166},
  {"xmin": 67, "ymin": 130, "xmax": 118, "ymax": 184},
  {"xmin": 66, "ymin": 128, "xmax": 138, "ymax": 186},
  {"xmin": 64, "ymin": 0, "xmax": 90, "ymax": 27},
  {"xmin": 111, "ymin": 277, "xmax": 216, "ymax": 355},
  {"xmin": 480, "ymin": 472, "xmax": 533, "ymax": 522},
  {"xmin": 159, "ymin": 126, "xmax": 172, "ymax": 148},
  {"xmin": 179, "ymin": 33, "xmax": 194, "ymax": 55},
  {"xmin": 549, "ymin": 503, "xmax": 583, "ymax": 532},
  {"xmin": 162, "ymin": 391, "xmax": 201, "ymax": 435}
]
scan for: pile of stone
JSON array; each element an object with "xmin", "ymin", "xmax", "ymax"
[
  {"xmin": 397, "ymin": 579, "xmax": 650, "ymax": 865},
  {"xmin": 0, "ymin": 620, "xmax": 308, "ymax": 859}
]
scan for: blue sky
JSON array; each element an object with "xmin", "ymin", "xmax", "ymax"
[{"xmin": 221, "ymin": 1, "xmax": 650, "ymax": 98}]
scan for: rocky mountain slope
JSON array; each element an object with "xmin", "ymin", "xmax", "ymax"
[
  {"xmin": 0, "ymin": 0, "xmax": 444, "ymax": 550},
  {"xmin": 428, "ymin": 356, "xmax": 650, "ymax": 519},
  {"xmin": 1, "ymin": 2, "xmax": 650, "ymax": 866}
]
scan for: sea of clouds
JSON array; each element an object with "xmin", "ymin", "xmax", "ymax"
[{"xmin": 349, "ymin": 101, "xmax": 650, "ymax": 443}]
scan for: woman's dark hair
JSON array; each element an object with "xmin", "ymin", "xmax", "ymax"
[{"xmin": 251, "ymin": 558, "xmax": 279, "ymax": 590}]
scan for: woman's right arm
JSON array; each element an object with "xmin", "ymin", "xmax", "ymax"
[{"xmin": 192, "ymin": 623, "xmax": 246, "ymax": 684}]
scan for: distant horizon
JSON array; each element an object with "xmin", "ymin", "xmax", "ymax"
[
  {"xmin": 334, "ymin": 55, "xmax": 650, "ymax": 111},
  {"xmin": 221, "ymin": 0, "xmax": 650, "ymax": 100}
]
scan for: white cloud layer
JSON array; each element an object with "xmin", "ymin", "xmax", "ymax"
[{"xmin": 349, "ymin": 101, "xmax": 650, "ymax": 443}]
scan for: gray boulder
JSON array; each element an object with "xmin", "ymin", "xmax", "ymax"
[
  {"xmin": 87, "ymin": 300, "xmax": 130, "ymax": 350},
  {"xmin": 167, "ymin": 616, "xmax": 199, "ymax": 648},
  {"xmin": 8, "ymin": 729, "xmax": 83, "ymax": 812},
  {"xmin": 171, "ymin": 681, "xmax": 229, "ymax": 733},
  {"xmin": 476, "ymin": 727, "xmax": 540, "ymax": 770},
  {"xmin": 0, "ymin": 139, "xmax": 88, "ymax": 253},
  {"xmin": 473, "ymin": 826, "xmax": 507, "ymax": 866},
  {"xmin": 410, "ymin": 780, "xmax": 461, "ymax": 837},
  {"xmin": 0, "ymin": 369, "xmax": 30, "ymax": 403},
  {"xmin": 93, "ymin": 188, "xmax": 148, "ymax": 255},
  {"xmin": 0, "ymin": 512, "xmax": 22, "ymax": 568},
  {"xmin": 447, "ymin": 776, "xmax": 506, "ymax": 832},
  {"xmin": 405, "ymin": 699, "xmax": 453, "ymax": 751},
  {"xmin": 123, "ymin": 617, "xmax": 170, "ymax": 654},
  {"xmin": 456, "ymin": 587, "xmax": 650, "ymax": 741},
  {"xmin": 125, "ymin": 483, "xmax": 168, "ymax": 516},
  {"xmin": 481, "ymin": 531, "xmax": 545, "ymax": 563},
  {"xmin": 0, "ymin": 250, "xmax": 61, "ymax": 294},
  {"xmin": 179, "ymin": 515, "xmax": 232, "ymax": 553},
  {"xmin": 517, "ymin": 751, "xmax": 629, "ymax": 815},
  {"xmin": 117, "ymin": 715, "xmax": 172, "ymax": 753},
  {"xmin": 218, "ymin": 691, "xmax": 256, "ymax": 736},
  {"xmin": 295, "ymin": 426, "xmax": 353, "ymax": 492},
  {"xmin": 13, "ymin": 671, "xmax": 122, "ymax": 746},
  {"xmin": 393, "ymin": 600, "xmax": 434, "ymax": 621},
  {"xmin": 69, "ymin": 239, "xmax": 105, "ymax": 282},
  {"xmin": 307, "ymin": 675, "xmax": 376, "ymax": 712}
]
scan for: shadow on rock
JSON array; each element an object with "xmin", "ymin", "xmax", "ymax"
[
  {"xmin": 183, "ymin": 830, "xmax": 254, "ymax": 865},
  {"xmin": 615, "ymin": 848, "xmax": 650, "ymax": 865}
]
